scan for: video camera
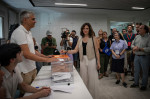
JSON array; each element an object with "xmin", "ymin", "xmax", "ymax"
[
  {"xmin": 46, "ymin": 38, "xmax": 53, "ymax": 46},
  {"xmin": 48, "ymin": 42, "xmax": 52, "ymax": 46},
  {"xmin": 61, "ymin": 31, "xmax": 70, "ymax": 38}
]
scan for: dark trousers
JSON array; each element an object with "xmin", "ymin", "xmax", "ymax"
[{"xmin": 100, "ymin": 54, "xmax": 110, "ymax": 73}]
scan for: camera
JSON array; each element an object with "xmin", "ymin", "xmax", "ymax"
[
  {"xmin": 67, "ymin": 47, "xmax": 71, "ymax": 50},
  {"xmin": 61, "ymin": 32, "xmax": 67, "ymax": 38},
  {"xmin": 48, "ymin": 42, "xmax": 52, "ymax": 46},
  {"xmin": 61, "ymin": 31, "xmax": 70, "ymax": 38}
]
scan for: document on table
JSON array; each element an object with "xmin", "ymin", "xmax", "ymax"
[
  {"xmin": 51, "ymin": 84, "xmax": 74, "ymax": 93},
  {"xmin": 53, "ymin": 72, "xmax": 71, "ymax": 81},
  {"xmin": 32, "ymin": 79, "xmax": 50, "ymax": 88}
]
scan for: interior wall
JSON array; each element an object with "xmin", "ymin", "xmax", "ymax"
[
  {"xmin": 0, "ymin": 2, "xmax": 9, "ymax": 39},
  {"xmin": 31, "ymin": 12, "xmax": 108, "ymax": 50},
  {"xmin": 1, "ymin": 1, "xmax": 150, "ymax": 51},
  {"xmin": 0, "ymin": 1, "xmax": 18, "ymax": 39}
]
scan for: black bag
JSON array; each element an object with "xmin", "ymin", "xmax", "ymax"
[{"xmin": 53, "ymin": 49, "xmax": 60, "ymax": 55}]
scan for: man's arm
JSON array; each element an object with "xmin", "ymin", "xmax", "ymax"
[
  {"xmin": 131, "ymin": 37, "xmax": 136, "ymax": 49},
  {"xmin": 65, "ymin": 38, "xmax": 80, "ymax": 54},
  {"xmin": 142, "ymin": 36, "xmax": 150, "ymax": 52},
  {"xmin": 41, "ymin": 42, "xmax": 49, "ymax": 50},
  {"xmin": 94, "ymin": 37, "xmax": 100, "ymax": 70},
  {"xmin": 60, "ymin": 38, "xmax": 65, "ymax": 46},
  {"xmin": 18, "ymin": 91, "xmax": 50, "ymax": 99},
  {"xmin": 0, "ymin": 87, "xmax": 6, "ymax": 99},
  {"xmin": 18, "ymin": 82, "xmax": 51, "ymax": 99},
  {"xmin": 20, "ymin": 44, "xmax": 57, "ymax": 62},
  {"xmin": 51, "ymin": 38, "xmax": 57, "ymax": 49}
]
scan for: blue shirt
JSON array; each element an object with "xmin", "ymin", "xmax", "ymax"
[{"xmin": 110, "ymin": 39, "xmax": 127, "ymax": 59}]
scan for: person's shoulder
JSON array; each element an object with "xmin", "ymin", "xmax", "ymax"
[
  {"xmin": 42, "ymin": 37, "xmax": 47, "ymax": 40},
  {"xmin": 120, "ymin": 40, "xmax": 127, "ymax": 45},
  {"xmin": 108, "ymin": 34, "xmax": 112, "ymax": 38},
  {"xmin": 111, "ymin": 41, "xmax": 115, "ymax": 46},
  {"xmin": 132, "ymin": 33, "xmax": 136, "ymax": 37},
  {"xmin": 123, "ymin": 34, "xmax": 127, "ymax": 37},
  {"xmin": 52, "ymin": 37, "xmax": 56, "ymax": 40},
  {"xmin": 120, "ymin": 39, "xmax": 125, "ymax": 42},
  {"xmin": 78, "ymin": 36, "xmax": 82, "ymax": 41},
  {"xmin": 12, "ymin": 26, "xmax": 23, "ymax": 34},
  {"xmin": 148, "ymin": 34, "xmax": 150, "ymax": 37},
  {"xmin": 135, "ymin": 35, "xmax": 140, "ymax": 38}
]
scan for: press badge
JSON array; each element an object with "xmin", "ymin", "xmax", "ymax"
[
  {"xmin": 115, "ymin": 50, "xmax": 119, "ymax": 55},
  {"xmin": 128, "ymin": 42, "xmax": 131, "ymax": 46},
  {"xmin": 112, "ymin": 39, "xmax": 115, "ymax": 42}
]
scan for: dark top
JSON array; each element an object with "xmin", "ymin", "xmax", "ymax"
[
  {"xmin": 72, "ymin": 37, "xmax": 78, "ymax": 49},
  {"xmin": 109, "ymin": 33, "xmax": 124, "ymax": 43},
  {"xmin": 82, "ymin": 42, "xmax": 87, "ymax": 55},
  {"xmin": 41, "ymin": 37, "xmax": 57, "ymax": 55},
  {"xmin": 108, "ymin": 34, "xmax": 115, "ymax": 44},
  {"xmin": 100, "ymin": 39, "xmax": 111, "ymax": 54}
]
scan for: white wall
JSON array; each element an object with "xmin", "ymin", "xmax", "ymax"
[
  {"xmin": 0, "ymin": 1, "xmax": 18, "ymax": 39},
  {"xmin": 31, "ymin": 12, "xmax": 108, "ymax": 50}
]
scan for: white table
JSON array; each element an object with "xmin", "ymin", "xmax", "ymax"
[{"xmin": 25, "ymin": 66, "xmax": 93, "ymax": 99}]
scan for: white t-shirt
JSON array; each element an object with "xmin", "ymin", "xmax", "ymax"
[
  {"xmin": 67, "ymin": 37, "xmax": 73, "ymax": 47},
  {"xmin": 10, "ymin": 25, "xmax": 36, "ymax": 73},
  {"xmin": 1, "ymin": 67, "xmax": 23, "ymax": 98}
]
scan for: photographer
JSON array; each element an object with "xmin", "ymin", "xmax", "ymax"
[
  {"xmin": 70, "ymin": 30, "xmax": 79, "ymax": 67},
  {"xmin": 41, "ymin": 31, "xmax": 57, "ymax": 56},
  {"xmin": 60, "ymin": 30, "xmax": 73, "ymax": 50},
  {"xmin": 60, "ymin": 29, "xmax": 73, "ymax": 60}
]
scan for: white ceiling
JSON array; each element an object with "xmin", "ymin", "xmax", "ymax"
[
  {"xmin": 2, "ymin": 0, "xmax": 150, "ymax": 21},
  {"xmin": 2, "ymin": 0, "xmax": 150, "ymax": 12},
  {"xmin": 29, "ymin": 0, "xmax": 150, "ymax": 11}
]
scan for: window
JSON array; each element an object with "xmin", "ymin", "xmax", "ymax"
[{"xmin": 0, "ymin": 17, "xmax": 3, "ymax": 38}]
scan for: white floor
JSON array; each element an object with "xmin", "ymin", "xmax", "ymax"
[
  {"xmin": 76, "ymin": 67, "xmax": 150, "ymax": 99},
  {"xmin": 96, "ymin": 72, "xmax": 150, "ymax": 99}
]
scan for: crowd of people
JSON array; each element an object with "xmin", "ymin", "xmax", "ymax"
[{"xmin": 0, "ymin": 10, "xmax": 150, "ymax": 99}]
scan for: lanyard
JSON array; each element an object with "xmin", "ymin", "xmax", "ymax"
[{"xmin": 127, "ymin": 33, "xmax": 132, "ymax": 40}]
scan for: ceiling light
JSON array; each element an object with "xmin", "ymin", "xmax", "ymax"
[
  {"xmin": 55, "ymin": 3, "xmax": 87, "ymax": 6},
  {"xmin": 132, "ymin": 7, "xmax": 145, "ymax": 10}
]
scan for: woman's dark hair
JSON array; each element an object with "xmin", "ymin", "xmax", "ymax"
[
  {"xmin": 103, "ymin": 31, "xmax": 107, "ymax": 34},
  {"xmin": 0, "ymin": 43, "xmax": 21, "ymax": 66},
  {"xmin": 80, "ymin": 23, "xmax": 95, "ymax": 38}
]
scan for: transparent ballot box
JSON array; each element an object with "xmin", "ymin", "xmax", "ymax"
[{"xmin": 51, "ymin": 60, "xmax": 74, "ymax": 85}]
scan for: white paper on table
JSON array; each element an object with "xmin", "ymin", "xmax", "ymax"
[
  {"xmin": 36, "ymin": 75, "xmax": 51, "ymax": 80},
  {"xmin": 32, "ymin": 79, "xmax": 51, "ymax": 88},
  {"xmin": 51, "ymin": 84, "xmax": 74, "ymax": 93},
  {"xmin": 52, "ymin": 72, "xmax": 71, "ymax": 81}
]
